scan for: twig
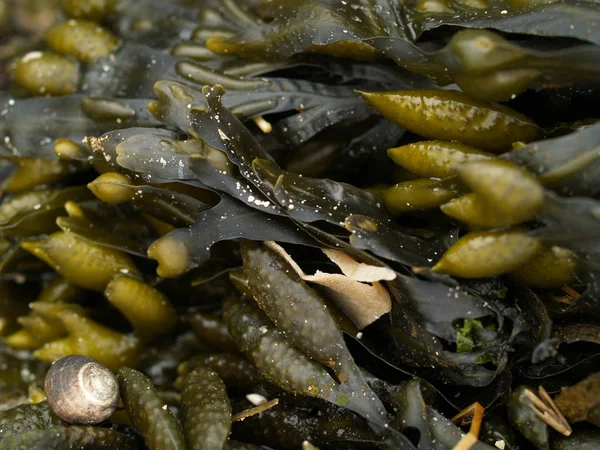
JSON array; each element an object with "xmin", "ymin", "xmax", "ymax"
[
  {"xmin": 546, "ymin": 285, "xmax": 580, "ymax": 305},
  {"xmin": 232, "ymin": 398, "xmax": 279, "ymax": 422},
  {"xmin": 190, "ymin": 267, "xmax": 238, "ymax": 286},
  {"xmin": 561, "ymin": 285, "xmax": 580, "ymax": 301},
  {"xmin": 452, "ymin": 434, "xmax": 478, "ymax": 450},
  {"xmin": 524, "ymin": 386, "xmax": 572, "ymax": 436},
  {"xmin": 549, "ymin": 285, "xmax": 580, "ymax": 304},
  {"xmin": 451, "ymin": 402, "xmax": 485, "ymax": 450},
  {"xmin": 548, "ymin": 294, "xmax": 576, "ymax": 305}
]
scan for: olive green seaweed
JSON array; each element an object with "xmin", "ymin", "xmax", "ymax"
[
  {"xmin": 180, "ymin": 367, "xmax": 232, "ymax": 450},
  {"xmin": 117, "ymin": 367, "xmax": 186, "ymax": 450}
]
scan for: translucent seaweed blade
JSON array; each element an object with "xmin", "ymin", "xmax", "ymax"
[
  {"xmin": 409, "ymin": 1, "xmax": 600, "ymax": 45},
  {"xmin": 188, "ymin": 156, "xmax": 283, "ymax": 215},
  {"xmin": 189, "ymin": 85, "xmax": 277, "ymax": 199},
  {"xmin": 344, "ymin": 215, "xmax": 449, "ymax": 268},
  {"xmin": 394, "ymin": 275, "xmax": 505, "ymax": 344},
  {"xmin": 532, "ymin": 192, "xmax": 600, "ymax": 269},
  {"xmin": 0, "ymin": 187, "xmax": 94, "ymax": 237},
  {"xmin": 253, "ymin": 158, "xmax": 392, "ymax": 226},
  {"xmin": 1, "ymin": 96, "xmax": 161, "ymax": 159},
  {"xmin": 56, "ymin": 201, "xmax": 165, "ymax": 258},
  {"xmin": 148, "ymin": 195, "xmax": 317, "ymax": 276},
  {"xmin": 113, "ymin": 127, "xmax": 283, "ymax": 215},
  {"xmin": 206, "ymin": 0, "xmax": 409, "ymax": 60},
  {"xmin": 87, "ymin": 127, "xmax": 180, "ymax": 166},
  {"xmin": 108, "ymin": 0, "xmax": 201, "ymax": 48},
  {"xmin": 174, "ymin": 73, "xmax": 378, "ymax": 145},
  {"xmin": 116, "ymin": 134, "xmax": 198, "ymax": 181},
  {"xmin": 82, "ymin": 43, "xmax": 184, "ymax": 98},
  {"xmin": 504, "ymin": 122, "xmax": 600, "ymax": 196}
]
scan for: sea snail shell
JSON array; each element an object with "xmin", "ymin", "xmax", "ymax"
[{"xmin": 44, "ymin": 355, "xmax": 119, "ymax": 425}]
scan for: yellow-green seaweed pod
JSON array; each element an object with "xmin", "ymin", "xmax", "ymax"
[
  {"xmin": 0, "ymin": 283, "xmax": 30, "ymax": 337},
  {"xmin": 104, "ymin": 276, "xmax": 177, "ymax": 341},
  {"xmin": 44, "ymin": 19, "xmax": 121, "ymax": 63},
  {"xmin": 117, "ymin": 367, "xmax": 186, "ymax": 450},
  {"xmin": 33, "ymin": 310, "xmax": 141, "ymax": 372},
  {"xmin": 147, "ymin": 235, "xmax": 190, "ymax": 279},
  {"xmin": 0, "ymin": 0, "xmax": 7, "ymax": 31},
  {"xmin": 29, "ymin": 301, "xmax": 86, "ymax": 320},
  {"xmin": 170, "ymin": 43, "xmax": 218, "ymax": 61},
  {"xmin": 81, "ymin": 97, "xmax": 136, "ymax": 122},
  {"xmin": 441, "ymin": 193, "xmax": 498, "ymax": 227},
  {"xmin": 444, "ymin": 159, "xmax": 544, "ymax": 227},
  {"xmin": 21, "ymin": 232, "xmax": 140, "ymax": 291},
  {"xmin": 2, "ymin": 158, "xmax": 76, "ymax": 193},
  {"xmin": 455, "ymin": 0, "xmax": 488, "ymax": 8},
  {"xmin": 142, "ymin": 214, "xmax": 176, "ymax": 238},
  {"xmin": 61, "ymin": 0, "xmax": 118, "ymax": 21},
  {"xmin": 458, "ymin": 160, "xmax": 543, "ymax": 207},
  {"xmin": 206, "ymin": 35, "xmax": 385, "ymax": 61},
  {"xmin": 10, "ymin": 51, "xmax": 80, "ymax": 96},
  {"xmin": 38, "ymin": 277, "xmax": 81, "ymax": 304},
  {"xmin": 446, "ymin": 29, "xmax": 524, "ymax": 74},
  {"xmin": 444, "ymin": 30, "xmax": 541, "ymax": 102},
  {"xmin": 305, "ymin": 40, "xmax": 385, "ymax": 61},
  {"xmin": 510, "ymin": 246, "xmax": 576, "ymax": 289},
  {"xmin": 5, "ymin": 278, "xmax": 82, "ymax": 349},
  {"xmin": 63, "ymin": 201, "xmax": 86, "ymax": 219},
  {"xmin": 383, "ymin": 179, "xmax": 457, "ymax": 214},
  {"xmin": 506, "ymin": 0, "xmax": 558, "ymax": 7},
  {"xmin": 357, "ymin": 89, "xmax": 542, "ymax": 152},
  {"xmin": 87, "ymin": 172, "xmax": 135, "ymax": 204},
  {"xmin": 0, "ymin": 189, "xmax": 57, "ymax": 224},
  {"xmin": 7, "ymin": 302, "xmax": 83, "ymax": 350},
  {"xmin": 363, "ymin": 184, "xmax": 391, "ymax": 197},
  {"xmin": 387, "ymin": 141, "xmax": 493, "ymax": 179},
  {"xmin": 54, "ymin": 138, "xmax": 87, "ymax": 160},
  {"xmin": 4, "ymin": 329, "xmax": 43, "ymax": 350},
  {"xmin": 11, "ymin": 315, "xmax": 60, "ymax": 349},
  {"xmin": 432, "ymin": 228, "xmax": 543, "ymax": 278},
  {"xmin": 416, "ymin": 0, "xmax": 453, "ymax": 13},
  {"xmin": 453, "ymin": 69, "xmax": 541, "ymax": 103}
]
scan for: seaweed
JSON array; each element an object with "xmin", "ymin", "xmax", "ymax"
[{"xmin": 2, "ymin": 0, "xmax": 600, "ymax": 448}]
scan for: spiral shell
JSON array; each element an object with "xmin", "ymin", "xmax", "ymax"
[{"xmin": 44, "ymin": 355, "xmax": 119, "ymax": 425}]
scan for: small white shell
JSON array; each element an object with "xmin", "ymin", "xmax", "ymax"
[{"xmin": 44, "ymin": 355, "xmax": 119, "ymax": 424}]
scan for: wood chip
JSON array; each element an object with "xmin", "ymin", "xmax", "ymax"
[
  {"xmin": 451, "ymin": 402, "xmax": 485, "ymax": 450},
  {"xmin": 452, "ymin": 433, "xmax": 478, "ymax": 450},
  {"xmin": 524, "ymin": 386, "xmax": 572, "ymax": 436}
]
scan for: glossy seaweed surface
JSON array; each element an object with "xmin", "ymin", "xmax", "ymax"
[{"xmin": 1, "ymin": 0, "xmax": 600, "ymax": 449}]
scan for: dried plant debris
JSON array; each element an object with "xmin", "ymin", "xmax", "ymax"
[
  {"xmin": 1, "ymin": 0, "xmax": 600, "ymax": 449},
  {"xmin": 265, "ymin": 241, "xmax": 394, "ymax": 329}
]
